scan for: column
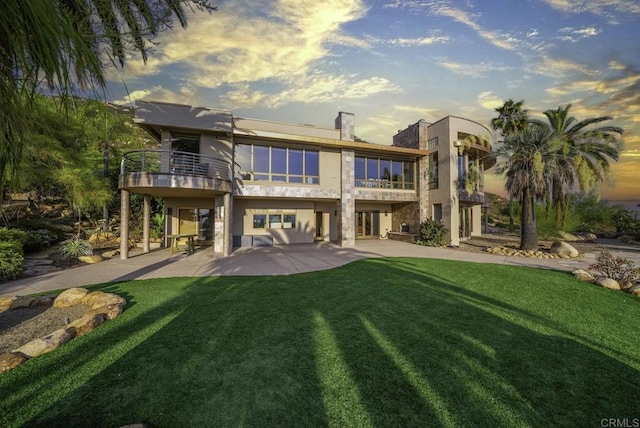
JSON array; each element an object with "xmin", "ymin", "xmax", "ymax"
[
  {"xmin": 223, "ymin": 193, "xmax": 232, "ymax": 256},
  {"xmin": 214, "ymin": 195, "xmax": 225, "ymax": 254},
  {"xmin": 142, "ymin": 194, "xmax": 151, "ymax": 253},
  {"xmin": 119, "ymin": 189, "xmax": 130, "ymax": 260},
  {"xmin": 339, "ymin": 149, "xmax": 355, "ymax": 247}
]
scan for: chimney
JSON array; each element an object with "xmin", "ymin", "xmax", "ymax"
[{"xmin": 335, "ymin": 112, "xmax": 355, "ymax": 141}]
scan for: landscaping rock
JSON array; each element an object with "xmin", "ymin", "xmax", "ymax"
[
  {"xmin": 596, "ymin": 277, "xmax": 621, "ymax": 290},
  {"xmin": 88, "ymin": 303, "xmax": 124, "ymax": 320},
  {"xmin": 618, "ymin": 235, "xmax": 636, "ymax": 244},
  {"xmin": 572, "ymin": 269, "xmax": 596, "ymax": 283},
  {"xmin": 68, "ymin": 314, "xmax": 105, "ymax": 337},
  {"xmin": 0, "ymin": 352, "xmax": 26, "ymax": 374},
  {"xmin": 53, "ymin": 288, "xmax": 89, "ymax": 308},
  {"xmin": 29, "ymin": 295, "xmax": 55, "ymax": 308},
  {"xmin": 101, "ymin": 250, "xmax": 119, "ymax": 259},
  {"xmin": 550, "ymin": 241, "xmax": 579, "ymax": 258},
  {"xmin": 558, "ymin": 231, "xmax": 578, "ymax": 242},
  {"xmin": 78, "ymin": 255, "xmax": 104, "ymax": 264},
  {"xmin": 0, "ymin": 297, "xmax": 18, "ymax": 313},
  {"xmin": 82, "ymin": 291, "xmax": 126, "ymax": 309},
  {"xmin": 13, "ymin": 328, "xmax": 74, "ymax": 358},
  {"xmin": 628, "ymin": 284, "xmax": 640, "ymax": 296},
  {"xmin": 50, "ymin": 223, "xmax": 75, "ymax": 233},
  {"xmin": 88, "ymin": 232, "xmax": 116, "ymax": 244},
  {"xmin": 576, "ymin": 232, "xmax": 597, "ymax": 242},
  {"xmin": 0, "ymin": 296, "xmax": 18, "ymax": 313},
  {"xmin": 9, "ymin": 296, "xmax": 36, "ymax": 310}
]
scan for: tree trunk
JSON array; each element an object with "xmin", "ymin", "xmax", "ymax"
[{"xmin": 520, "ymin": 188, "xmax": 538, "ymax": 250}]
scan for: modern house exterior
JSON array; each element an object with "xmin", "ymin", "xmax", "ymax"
[{"xmin": 118, "ymin": 100, "xmax": 494, "ymax": 259}]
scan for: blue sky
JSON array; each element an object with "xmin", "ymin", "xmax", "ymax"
[{"xmin": 104, "ymin": 0, "xmax": 640, "ymax": 200}]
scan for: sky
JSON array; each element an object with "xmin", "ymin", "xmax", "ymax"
[{"xmin": 103, "ymin": 0, "xmax": 640, "ymax": 201}]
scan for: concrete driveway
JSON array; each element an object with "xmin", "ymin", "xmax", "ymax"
[{"xmin": 2, "ymin": 238, "xmax": 638, "ymax": 297}]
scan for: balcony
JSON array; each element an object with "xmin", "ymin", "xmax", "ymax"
[{"xmin": 119, "ymin": 150, "xmax": 232, "ymax": 197}]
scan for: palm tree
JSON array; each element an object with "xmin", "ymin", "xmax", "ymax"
[
  {"xmin": 0, "ymin": 1, "xmax": 215, "ymax": 196},
  {"xmin": 491, "ymin": 99, "xmax": 529, "ymax": 138},
  {"xmin": 491, "ymin": 99, "xmax": 529, "ymax": 232},
  {"xmin": 496, "ymin": 123, "xmax": 559, "ymax": 250},
  {"xmin": 531, "ymin": 104, "xmax": 623, "ymax": 229}
]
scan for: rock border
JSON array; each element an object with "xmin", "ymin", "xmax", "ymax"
[{"xmin": 0, "ymin": 287, "xmax": 126, "ymax": 374}]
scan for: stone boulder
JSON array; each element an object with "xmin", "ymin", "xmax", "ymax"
[
  {"xmin": 29, "ymin": 295, "xmax": 55, "ymax": 308},
  {"xmin": 68, "ymin": 314, "xmax": 105, "ymax": 337},
  {"xmin": 13, "ymin": 328, "xmax": 74, "ymax": 358},
  {"xmin": 576, "ymin": 232, "xmax": 597, "ymax": 242},
  {"xmin": 82, "ymin": 291, "xmax": 126, "ymax": 309},
  {"xmin": 572, "ymin": 269, "xmax": 596, "ymax": 283},
  {"xmin": 0, "ymin": 353, "xmax": 27, "ymax": 373},
  {"xmin": 596, "ymin": 277, "xmax": 621, "ymax": 290},
  {"xmin": 101, "ymin": 250, "xmax": 119, "ymax": 259},
  {"xmin": 628, "ymin": 284, "xmax": 640, "ymax": 296},
  {"xmin": 558, "ymin": 231, "xmax": 578, "ymax": 242},
  {"xmin": 88, "ymin": 303, "xmax": 124, "ymax": 320},
  {"xmin": 550, "ymin": 241, "xmax": 579, "ymax": 258},
  {"xmin": 78, "ymin": 255, "xmax": 104, "ymax": 264},
  {"xmin": 88, "ymin": 232, "xmax": 116, "ymax": 244},
  {"xmin": 619, "ymin": 235, "xmax": 636, "ymax": 244},
  {"xmin": 0, "ymin": 297, "xmax": 17, "ymax": 313},
  {"xmin": 53, "ymin": 287, "xmax": 89, "ymax": 308}
]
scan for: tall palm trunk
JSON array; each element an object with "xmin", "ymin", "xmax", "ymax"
[{"xmin": 520, "ymin": 187, "xmax": 538, "ymax": 250}]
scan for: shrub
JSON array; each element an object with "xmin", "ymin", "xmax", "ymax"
[
  {"xmin": 611, "ymin": 209, "xmax": 640, "ymax": 235},
  {"xmin": 0, "ymin": 241, "xmax": 24, "ymax": 283},
  {"xmin": 588, "ymin": 251, "xmax": 640, "ymax": 290},
  {"xmin": 0, "ymin": 227, "xmax": 44, "ymax": 253},
  {"xmin": 416, "ymin": 219, "xmax": 448, "ymax": 247},
  {"xmin": 11, "ymin": 219, "xmax": 65, "ymax": 242},
  {"xmin": 31, "ymin": 229, "xmax": 59, "ymax": 247},
  {"xmin": 58, "ymin": 238, "xmax": 94, "ymax": 260}
]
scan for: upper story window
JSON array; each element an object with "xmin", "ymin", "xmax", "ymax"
[
  {"xmin": 428, "ymin": 152, "xmax": 439, "ymax": 190},
  {"xmin": 427, "ymin": 136, "xmax": 439, "ymax": 149},
  {"xmin": 171, "ymin": 133, "xmax": 200, "ymax": 154},
  {"xmin": 354, "ymin": 156, "xmax": 415, "ymax": 190},
  {"xmin": 235, "ymin": 143, "xmax": 319, "ymax": 184}
]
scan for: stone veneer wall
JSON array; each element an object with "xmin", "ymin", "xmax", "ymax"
[
  {"xmin": 339, "ymin": 149, "xmax": 355, "ymax": 247},
  {"xmin": 392, "ymin": 202, "xmax": 420, "ymax": 234},
  {"xmin": 214, "ymin": 195, "xmax": 225, "ymax": 253},
  {"xmin": 233, "ymin": 184, "xmax": 340, "ymax": 199}
]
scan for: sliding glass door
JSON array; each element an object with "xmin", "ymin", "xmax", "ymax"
[{"xmin": 356, "ymin": 211, "xmax": 380, "ymax": 238}]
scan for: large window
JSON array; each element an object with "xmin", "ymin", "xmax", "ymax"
[
  {"xmin": 428, "ymin": 152, "xmax": 439, "ymax": 190},
  {"xmin": 354, "ymin": 156, "xmax": 414, "ymax": 189},
  {"xmin": 236, "ymin": 144, "xmax": 319, "ymax": 184}
]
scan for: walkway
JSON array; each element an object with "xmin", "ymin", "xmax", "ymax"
[{"xmin": 2, "ymin": 239, "xmax": 639, "ymax": 297}]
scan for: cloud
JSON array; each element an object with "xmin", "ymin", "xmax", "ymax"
[
  {"xmin": 528, "ymin": 55, "xmax": 598, "ymax": 79},
  {"xmin": 387, "ymin": 36, "xmax": 450, "ymax": 46},
  {"xmin": 609, "ymin": 61, "xmax": 626, "ymax": 70},
  {"xmin": 221, "ymin": 74, "xmax": 399, "ymax": 108},
  {"xmin": 557, "ymin": 26, "xmax": 600, "ymax": 42},
  {"xmin": 437, "ymin": 60, "xmax": 513, "ymax": 78},
  {"xmin": 113, "ymin": 86, "xmax": 197, "ymax": 106},
  {"xmin": 540, "ymin": 0, "xmax": 640, "ymax": 18},
  {"xmin": 477, "ymin": 91, "xmax": 504, "ymax": 110},
  {"xmin": 107, "ymin": 0, "xmax": 368, "ymax": 90},
  {"xmin": 381, "ymin": 1, "xmax": 516, "ymax": 50}
]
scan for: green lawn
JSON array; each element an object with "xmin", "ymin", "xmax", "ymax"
[{"xmin": 2, "ymin": 258, "xmax": 639, "ymax": 427}]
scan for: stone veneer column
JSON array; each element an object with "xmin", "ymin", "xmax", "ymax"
[
  {"xmin": 214, "ymin": 195, "xmax": 225, "ymax": 254},
  {"xmin": 119, "ymin": 189, "xmax": 130, "ymax": 260},
  {"xmin": 142, "ymin": 194, "xmax": 151, "ymax": 253},
  {"xmin": 419, "ymin": 155, "xmax": 430, "ymax": 223},
  {"xmin": 339, "ymin": 149, "xmax": 355, "ymax": 247},
  {"xmin": 223, "ymin": 193, "xmax": 232, "ymax": 256}
]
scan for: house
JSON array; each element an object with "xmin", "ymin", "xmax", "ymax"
[{"xmin": 118, "ymin": 100, "xmax": 494, "ymax": 259}]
